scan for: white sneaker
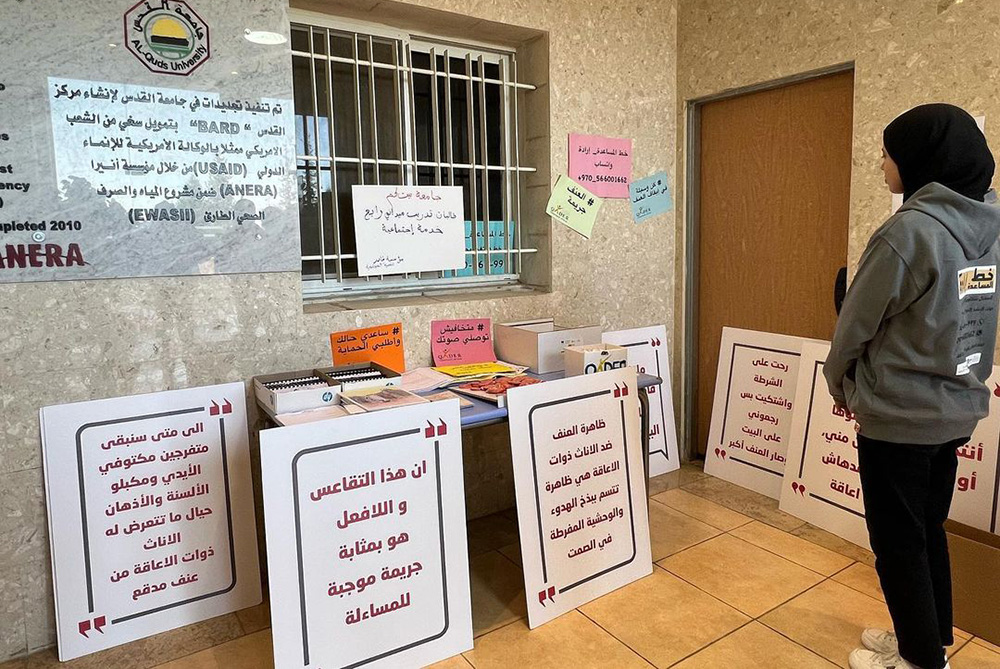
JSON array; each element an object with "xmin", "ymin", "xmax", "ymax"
[
  {"xmin": 849, "ymin": 648, "xmax": 951, "ymax": 669},
  {"xmin": 862, "ymin": 629, "xmax": 898, "ymax": 655},
  {"xmin": 849, "ymin": 648, "xmax": 914, "ymax": 669}
]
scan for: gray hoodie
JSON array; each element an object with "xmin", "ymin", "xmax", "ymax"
[{"xmin": 825, "ymin": 182, "xmax": 1000, "ymax": 444}]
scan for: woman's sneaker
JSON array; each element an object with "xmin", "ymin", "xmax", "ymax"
[
  {"xmin": 862, "ymin": 629, "xmax": 898, "ymax": 655},
  {"xmin": 849, "ymin": 648, "xmax": 914, "ymax": 669}
]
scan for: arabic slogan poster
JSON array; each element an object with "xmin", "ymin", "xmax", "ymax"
[
  {"xmin": 40, "ymin": 383, "xmax": 261, "ymax": 661},
  {"xmin": 602, "ymin": 325, "xmax": 680, "ymax": 477},
  {"xmin": 704, "ymin": 328, "xmax": 812, "ymax": 500},
  {"xmin": 545, "ymin": 175, "xmax": 603, "ymax": 239},
  {"xmin": 260, "ymin": 401, "xmax": 473, "ymax": 669},
  {"xmin": 351, "ymin": 185, "xmax": 465, "ymax": 276},
  {"xmin": 628, "ymin": 172, "xmax": 672, "ymax": 224},
  {"xmin": 506, "ymin": 368, "xmax": 651, "ymax": 628},
  {"xmin": 431, "ymin": 318, "xmax": 496, "ymax": 366},
  {"xmin": 567, "ymin": 133, "xmax": 632, "ymax": 198},
  {"xmin": 781, "ymin": 343, "xmax": 1000, "ymax": 548},
  {"xmin": 330, "ymin": 322, "xmax": 405, "ymax": 373}
]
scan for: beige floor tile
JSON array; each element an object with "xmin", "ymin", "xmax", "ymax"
[
  {"xmin": 647, "ymin": 463, "xmax": 708, "ymax": 498},
  {"xmin": 789, "ymin": 523, "xmax": 876, "ymax": 567},
  {"xmin": 649, "ymin": 499, "xmax": 722, "ymax": 561},
  {"xmin": 950, "ymin": 640, "xmax": 1000, "ymax": 668},
  {"xmin": 236, "ymin": 602, "xmax": 271, "ymax": 634},
  {"xmin": 761, "ymin": 580, "xmax": 893, "ymax": 668},
  {"xmin": 671, "ymin": 621, "xmax": 837, "ymax": 669},
  {"xmin": 660, "ymin": 534, "xmax": 825, "ymax": 617},
  {"xmin": 467, "ymin": 513, "xmax": 520, "ymax": 558},
  {"xmin": 579, "ymin": 568, "xmax": 748, "ymax": 667},
  {"xmin": 681, "ymin": 476, "xmax": 806, "ymax": 532},
  {"xmin": 464, "ymin": 610, "xmax": 650, "ymax": 669},
  {"xmin": 425, "ymin": 654, "xmax": 474, "ymax": 668},
  {"xmin": 153, "ymin": 630, "xmax": 273, "ymax": 669},
  {"xmin": 470, "ymin": 551, "xmax": 527, "ymax": 637},
  {"xmin": 955, "ymin": 628, "xmax": 972, "ymax": 642},
  {"xmin": 651, "ymin": 489, "xmax": 752, "ymax": 531},
  {"xmin": 731, "ymin": 521, "xmax": 854, "ymax": 576},
  {"xmin": 972, "ymin": 637, "xmax": 1000, "ymax": 653},
  {"xmin": 831, "ymin": 563, "xmax": 883, "ymax": 601},
  {"xmin": 498, "ymin": 542, "xmax": 522, "ymax": 566},
  {"xmin": 0, "ymin": 659, "xmax": 25, "ymax": 669}
]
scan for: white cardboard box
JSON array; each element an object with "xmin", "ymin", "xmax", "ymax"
[
  {"xmin": 563, "ymin": 343, "xmax": 629, "ymax": 377},
  {"xmin": 254, "ymin": 363, "xmax": 400, "ymax": 415},
  {"xmin": 494, "ymin": 319, "xmax": 602, "ymax": 373}
]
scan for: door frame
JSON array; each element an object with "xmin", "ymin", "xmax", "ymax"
[{"xmin": 681, "ymin": 62, "xmax": 855, "ymax": 461}]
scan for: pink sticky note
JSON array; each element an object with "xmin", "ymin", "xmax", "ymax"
[
  {"xmin": 568, "ymin": 133, "xmax": 633, "ymax": 198},
  {"xmin": 431, "ymin": 319, "xmax": 496, "ymax": 366}
]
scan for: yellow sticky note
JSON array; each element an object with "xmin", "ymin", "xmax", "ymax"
[{"xmin": 545, "ymin": 175, "xmax": 603, "ymax": 239}]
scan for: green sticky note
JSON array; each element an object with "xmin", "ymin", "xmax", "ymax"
[{"xmin": 545, "ymin": 175, "xmax": 603, "ymax": 239}]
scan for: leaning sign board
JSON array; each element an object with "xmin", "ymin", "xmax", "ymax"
[
  {"xmin": 40, "ymin": 383, "xmax": 261, "ymax": 661},
  {"xmin": 780, "ymin": 342, "xmax": 1000, "ymax": 549},
  {"xmin": 260, "ymin": 401, "xmax": 472, "ymax": 669},
  {"xmin": 704, "ymin": 328, "xmax": 817, "ymax": 499},
  {"xmin": 351, "ymin": 185, "xmax": 465, "ymax": 276},
  {"xmin": 602, "ymin": 325, "xmax": 680, "ymax": 476},
  {"xmin": 507, "ymin": 368, "xmax": 652, "ymax": 628}
]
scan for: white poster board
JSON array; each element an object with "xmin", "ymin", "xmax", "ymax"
[
  {"xmin": 260, "ymin": 401, "xmax": 472, "ymax": 669},
  {"xmin": 779, "ymin": 342, "xmax": 870, "ymax": 549},
  {"xmin": 704, "ymin": 328, "xmax": 815, "ymax": 499},
  {"xmin": 351, "ymin": 185, "xmax": 465, "ymax": 276},
  {"xmin": 40, "ymin": 383, "xmax": 261, "ymax": 661},
  {"xmin": 780, "ymin": 343, "xmax": 1000, "ymax": 549},
  {"xmin": 507, "ymin": 368, "xmax": 652, "ymax": 628},
  {"xmin": 602, "ymin": 325, "xmax": 680, "ymax": 476}
]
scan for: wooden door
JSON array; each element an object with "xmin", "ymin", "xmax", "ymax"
[{"xmin": 695, "ymin": 70, "xmax": 854, "ymax": 457}]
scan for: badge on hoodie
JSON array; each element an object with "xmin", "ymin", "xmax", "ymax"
[{"xmin": 958, "ymin": 265, "xmax": 997, "ymax": 299}]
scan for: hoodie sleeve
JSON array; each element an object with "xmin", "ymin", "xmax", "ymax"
[{"xmin": 824, "ymin": 236, "xmax": 920, "ymax": 406}]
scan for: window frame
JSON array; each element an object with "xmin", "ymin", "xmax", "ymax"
[{"xmin": 287, "ymin": 10, "xmax": 537, "ymax": 300}]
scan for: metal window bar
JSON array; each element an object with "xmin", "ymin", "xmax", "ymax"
[{"xmin": 292, "ymin": 22, "xmax": 537, "ymax": 295}]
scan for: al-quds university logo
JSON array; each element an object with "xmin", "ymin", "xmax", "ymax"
[{"xmin": 124, "ymin": 0, "xmax": 210, "ymax": 76}]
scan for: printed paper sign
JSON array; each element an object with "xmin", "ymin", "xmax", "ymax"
[
  {"xmin": 507, "ymin": 368, "xmax": 652, "ymax": 628},
  {"xmin": 260, "ymin": 402, "xmax": 473, "ymax": 669},
  {"xmin": 568, "ymin": 133, "xmax": 632, "ymax": 198},
  {"xmin": 628, "ymin": 172, "xmax": 672, "ymax": 223},
  {"xmin": 331, "ymin": 323, "xmax": 405, "ymax": 373},
  {"xmin": 779, "ymin": 342, "xmax": 870, "ymax": 549},
  {"xmin": 704, "ymin": 328, "xmax": 815, "ymax": 499},
  {"xmin": 546, "ymin": 175, "xmax": 603, "ymax": 239},
  {"xmin": 781, "ymin": 343, "xmax": 1000, "ymax": 548},
  {"xmin": 351, "ymin": 185, "xmax": 465, "ymax": 276},
  {"xmin": 431, "ymin": 318, "xmax": 496, "ymax": 366},
  {"xmin": 40, "ymin": 383, "xmax": 261, "ymax": 660},
  {"xmin": 602, "ymin": 326, "xmax": 680, "ymax": 476}
]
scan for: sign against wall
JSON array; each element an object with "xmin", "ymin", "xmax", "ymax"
[
  {"xmin": 331, "ymin": 323, "xmax": 405, "ymax": 373},
  {"xmin": 40, "ymin": 383, "xmax": 261, "ymax": 661},
  {"xmin": 628, "ymin": 172, "xmax": 672, "ymax": 224},
  {"xmin": 0, "ymin": 77, "xmax": 298, "ymax": 282},
  {"xmin": 704, "ymin": 328, "xmax": 812, "ymax": 499},
  {"xmin": 507, "ymin": 368, "xmax": 652, "ymax": 628},
  {"xmin": 568, "ymin": 133, "xmax": 632, "ymax": 199},
  {"xmin": 602, "ymin": 325, "xmax": 680, "ymax": 476},
  {"xmin": 431, "ymin": 318, "xmax": 495, "ymax": 366},
  {"xmin": 260, "ymin": 402, "xmax": 473, "ymax": 669},
  {"xmin": 781, "ymin": 342, "xmax": 1000, "ymax": 548},
  {"xmin": 351, "ymin": 185, "xmax": 465, "ymax": 276},
  {"xmin": 546, "ymin": 175, "xmax": 603, "ymax": 239},
  {"xmin": 124, "ymin": 0, "xmax": 211, "ymax": 76}
]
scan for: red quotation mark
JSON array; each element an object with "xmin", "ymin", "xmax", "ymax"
[
  {"xmin": 210, "ymin": 398, "xmax": 233, "ymax": 416},
  {"xmin": 791, "ymin": 482, "xmax": 807, "ymax": 497},
  {"xmin": 79, "ymin": 616, "xmax": 106, "ymax": 638},
  {"xmin": 424, "ymin": 420, "xmax": 447, "ymax": 438},
  {"xmin": 613, "ymin": 383, "xmax": 629, "ymax": 398},
  {"xmin": 714, "ymin": 447, "xmax": 727, "ymax": 460},
  {"xmin": 538, "ymin": 586, "xmax": 556, "ymax": 606},
  {"xmin": 650, "ymin": 337, "xmax": 662, "ymax": 347}
]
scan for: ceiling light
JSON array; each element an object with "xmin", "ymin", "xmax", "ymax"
[{"xmin": 244, "ymin": 29, "xmax": 287, "ymax": 46}]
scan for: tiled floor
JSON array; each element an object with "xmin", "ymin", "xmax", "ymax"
[{"xmin": 6, "ymin": 462, "xmax": 1000, "ymax": 668}]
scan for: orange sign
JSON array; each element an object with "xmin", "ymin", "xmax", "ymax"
[{"xmin": 330, "ymin": 323, "xmax": 405, "ymax": 373}]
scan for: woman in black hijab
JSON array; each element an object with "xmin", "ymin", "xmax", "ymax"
[{"xmin": 825, "ymin": 104, "xmax": 999, "ymax": 669}]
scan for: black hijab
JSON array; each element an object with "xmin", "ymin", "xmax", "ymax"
[{"xmin": 883, "ymin": 103, "xmax": 995, "ymax": 202}]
